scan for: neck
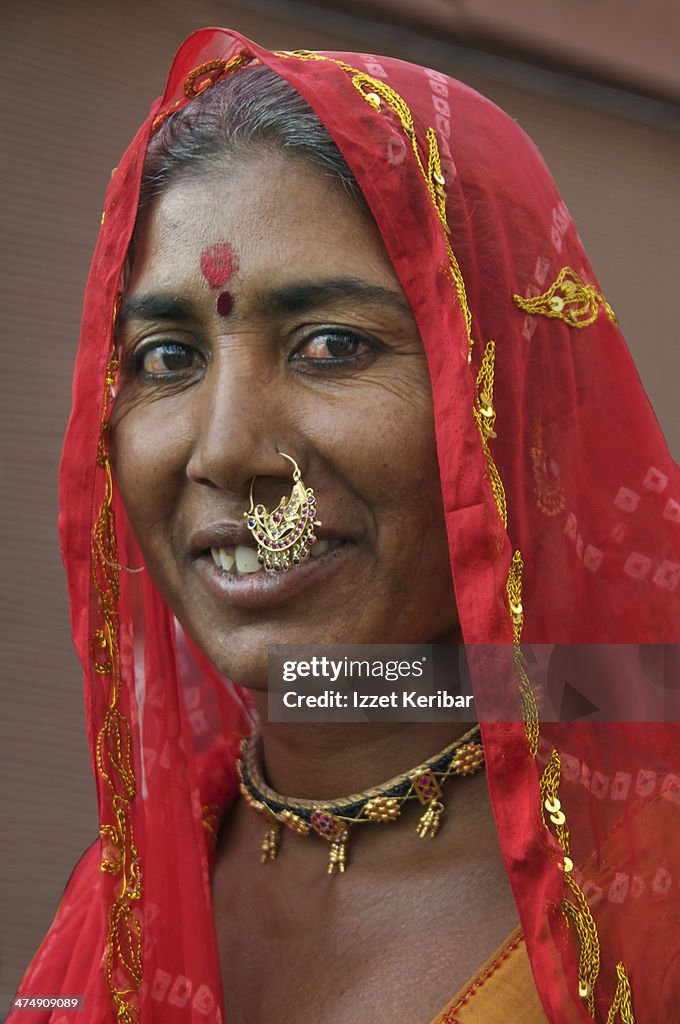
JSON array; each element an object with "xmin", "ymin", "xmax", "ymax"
[{"xmin": 249, "ymin": 691, "xmax": 473, "ymax": 799}]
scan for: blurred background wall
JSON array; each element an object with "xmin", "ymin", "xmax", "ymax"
[{"xmin": 1, "ymin": 0, "xmax": 678, "ymax": 1011}]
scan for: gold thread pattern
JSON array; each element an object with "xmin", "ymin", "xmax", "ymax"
[
  {"xmin": 92, "ymin": 297, "xmax": 142, "ymax": 1023},
  {"xmin": 152, "ymin": 52, "xmax": 255, "ymax": 132},
  {"xmin": 530, "ymin": 419, "xmax": 566, "ymax": 517},
  {"xmin": 473, "ymin": 341, "xmax": 507, "ymax": 528},
  {"xmin": 539, "ymin": 750, "xmax": 602, "ymax": 1015},
  {"xmin": 606, "ymin": 963, "xmax": 635, "ymax": 1024},
  {"xmin": 202, "ymin": 804, "xmax": 222, "ymax": 843},
  {"xmin": 505, "ymin": 551, "xmax": 539, "ymax": 756},
  {"xmin": 539, "ymin": 752, "xmax": 570, "ymax": 853},
  {"xmin": 513, "ymin": 267, "xmax": 617, "ymax": 329},
  {"xmin": 562, "ymin": 873, "xmax": 601, "ymax": 1014},
  {"xmin": 184, "ymin": 54, "xmax": 254, "ymax": 98}
]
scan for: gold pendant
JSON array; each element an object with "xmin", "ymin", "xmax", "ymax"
[
  {"xmin": 416, "ymin": 800, "xmax": 444, "ymax": 839},
  {"xmin": 327, "ymin": 830, "xmax": 349, "ymax": 874},
  {"xmin": 245, "ymin": 452, "xmax": 322, "ymax": 572},
  {"xmin": 261, "ymin": 824, "xmax": 281, "ymax": 863}
]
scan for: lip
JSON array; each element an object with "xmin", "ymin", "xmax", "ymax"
[
  {"xmin": 190, "ymin": 521, "xmax": 257, "ymax": 557},
  {"xmin": 193, "ymin": 540, "xmax": 356, "ymax": 609}
]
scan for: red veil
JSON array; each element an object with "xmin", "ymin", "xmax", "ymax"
[{"xmin": 10, "ymin": 28, "xmax": 680, "ymax": 1024}]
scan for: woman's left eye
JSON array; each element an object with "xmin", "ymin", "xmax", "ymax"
[{"xmin": 292, "ymin": 330, "xmax": 376, "ymax": 364}]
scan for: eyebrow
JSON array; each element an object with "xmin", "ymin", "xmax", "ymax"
[
  {"xmin": 256, "ymin": 278, "xmax": 411, "ymax": 316},
  {"xmin": 118, "ymin": 294, "xmax": 196, "ymax": 324}
]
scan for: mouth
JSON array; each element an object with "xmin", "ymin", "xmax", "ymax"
[
  {"xmin": 190, "ymin": 521, "xmax": 356, "ymax": 609},
  {"xmin": 209, "ymin": 538, "xmax": 347, "ymax": 576}
]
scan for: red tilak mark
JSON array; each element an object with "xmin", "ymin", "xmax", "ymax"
[
  {"xmin": 216, "ymin": 291, "xmax": 234, "ymax": 317},
  {"xmin": 199, "ymin": 243, "xmax": 238, "ymax": 290}
]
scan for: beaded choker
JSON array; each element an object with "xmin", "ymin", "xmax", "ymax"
[{"xmin": 237, "ymin": 726, "xmax": 484, "ymax": 874}]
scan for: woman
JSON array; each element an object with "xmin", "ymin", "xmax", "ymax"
[{"xmin": 10, "ymin": 26, "xmax": 679, "ymax": 1024}]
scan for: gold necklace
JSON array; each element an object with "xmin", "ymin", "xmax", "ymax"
[{"xmin": 237, "ymin": 726, "xmax": 484, "ymax": 874}]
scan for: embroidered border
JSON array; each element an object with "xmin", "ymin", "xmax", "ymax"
[
  {"xmin": 513, "ymin": 266, "xmax": 617, "ymax": 329},
  {"xmin": 438, "ymin": 931, "xmax": 526, "ymax": 1022},
  {"xmin": 93, "ymin": 295, "xmax": 142, "ymax": 1023}
]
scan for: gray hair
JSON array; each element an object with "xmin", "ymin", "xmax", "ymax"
[{"xmin": 139, "ymin": 65, "xmax": 366, "ymax": 211}]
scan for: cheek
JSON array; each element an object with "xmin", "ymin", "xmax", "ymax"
[
  {"xmin": 110, "ymin": 410, "xmax": 187, "ymax": 539},
  {"xmin": 318, "ymin": 377, "xmax": 440, "ymax": 518},
  {"xmin": 361, "ymin": 382, "xmax": 438, "ymax": 485}
]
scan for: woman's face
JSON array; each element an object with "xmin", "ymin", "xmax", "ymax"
[{"xmin": 112, "ymin": 151, "xmax": 458, "ymax": 687}]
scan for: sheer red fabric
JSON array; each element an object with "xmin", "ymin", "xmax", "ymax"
[{"xmin": 10, "ymin": 28, "xmax": 680, "ymax": 1024}]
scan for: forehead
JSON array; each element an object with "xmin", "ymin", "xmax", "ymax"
[{"xmin": 128, "ymin": 152, "xmax": 396, "ymax": 294}]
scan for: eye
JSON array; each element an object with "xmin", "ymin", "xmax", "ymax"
[
  {"xmin": 293, "ymin": 329, "xmax": 377, "ymax": 365},
  {"xmin": 135, "ymin": 341, "xmax": 204, "ymax": 377}
]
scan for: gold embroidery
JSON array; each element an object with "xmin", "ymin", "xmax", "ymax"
[
  {"xmin": 530, "ymin": 419, "xmax": 566, "ymax": 517},
  {"xmin": 151, "ymin": 99, "xmax": 182, "ymax": 134},
  {"xmin": 606, "ymin": 963, "xmax": 635, "ymax": 1024},
  {"xmin": 562, "ymin": 872, "xmax": 601, "ymax": 1014},
  {"xmin": 505, "ymin": 551, "xmax": 539, "ymax": 756},
  {"xmin": 202, "ymin": 803, "xmax": 222, "ymax": 843},
  {"xmin": 472, "ymin": 342, "xmax": 507, "ymax": 528},
  {"xmin": 540, "ymin": 752, "xmax": 570, "ymax": 851},
  {"xmin": 540, "ymin": 750, "xmax": 603, "ymax": 1015},
  {"xmin": 152, "ymin": 52, "xmax": 255, "ymax": 132},
  {"xmin": 184, "ymin": 54, "xmax": 253, "ymax": 98},
  {"xmin": 92, "ymin": 296, "xmax": 142, "ymax": 1022},
  {"xmin": 97, "ymin": 295, "xmax": 120, "ymax": 468},
  {"xmin": 513, "ymin": 267, "xmax": 617, "ymax": 329}
]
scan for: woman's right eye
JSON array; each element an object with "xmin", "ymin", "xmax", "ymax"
[{"xmin": 134, "ymin": 341, "xmax": 204, "ymax": 377}]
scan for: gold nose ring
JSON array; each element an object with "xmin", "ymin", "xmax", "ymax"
[{"xmin": 245, "ymin": 453, "xmax": 322, "ymax": 572}]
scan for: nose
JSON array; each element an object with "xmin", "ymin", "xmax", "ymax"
[{"xmin": 185, "ymin": 342, "xmax": 299, "ymax": 499}]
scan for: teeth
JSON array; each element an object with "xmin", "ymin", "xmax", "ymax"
[
  {"xmin": 210, "ymin": 539, "xmax": 346, "ymax": 575},
  {"xmin": 234, "ymin": 545, "xmax": 261, "ymax": 574},
  {"xmin": 211, "ymin": 546, "xmax": 236, "ymax": 572}
]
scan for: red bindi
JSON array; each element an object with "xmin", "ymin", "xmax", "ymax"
[
  {"xmin": 199, "ymin": 242, "xmax": 238, "ymax": 290},
  {"xmin": 216, "ymin": 291, "xmax": 234, "ymax": 317}
]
